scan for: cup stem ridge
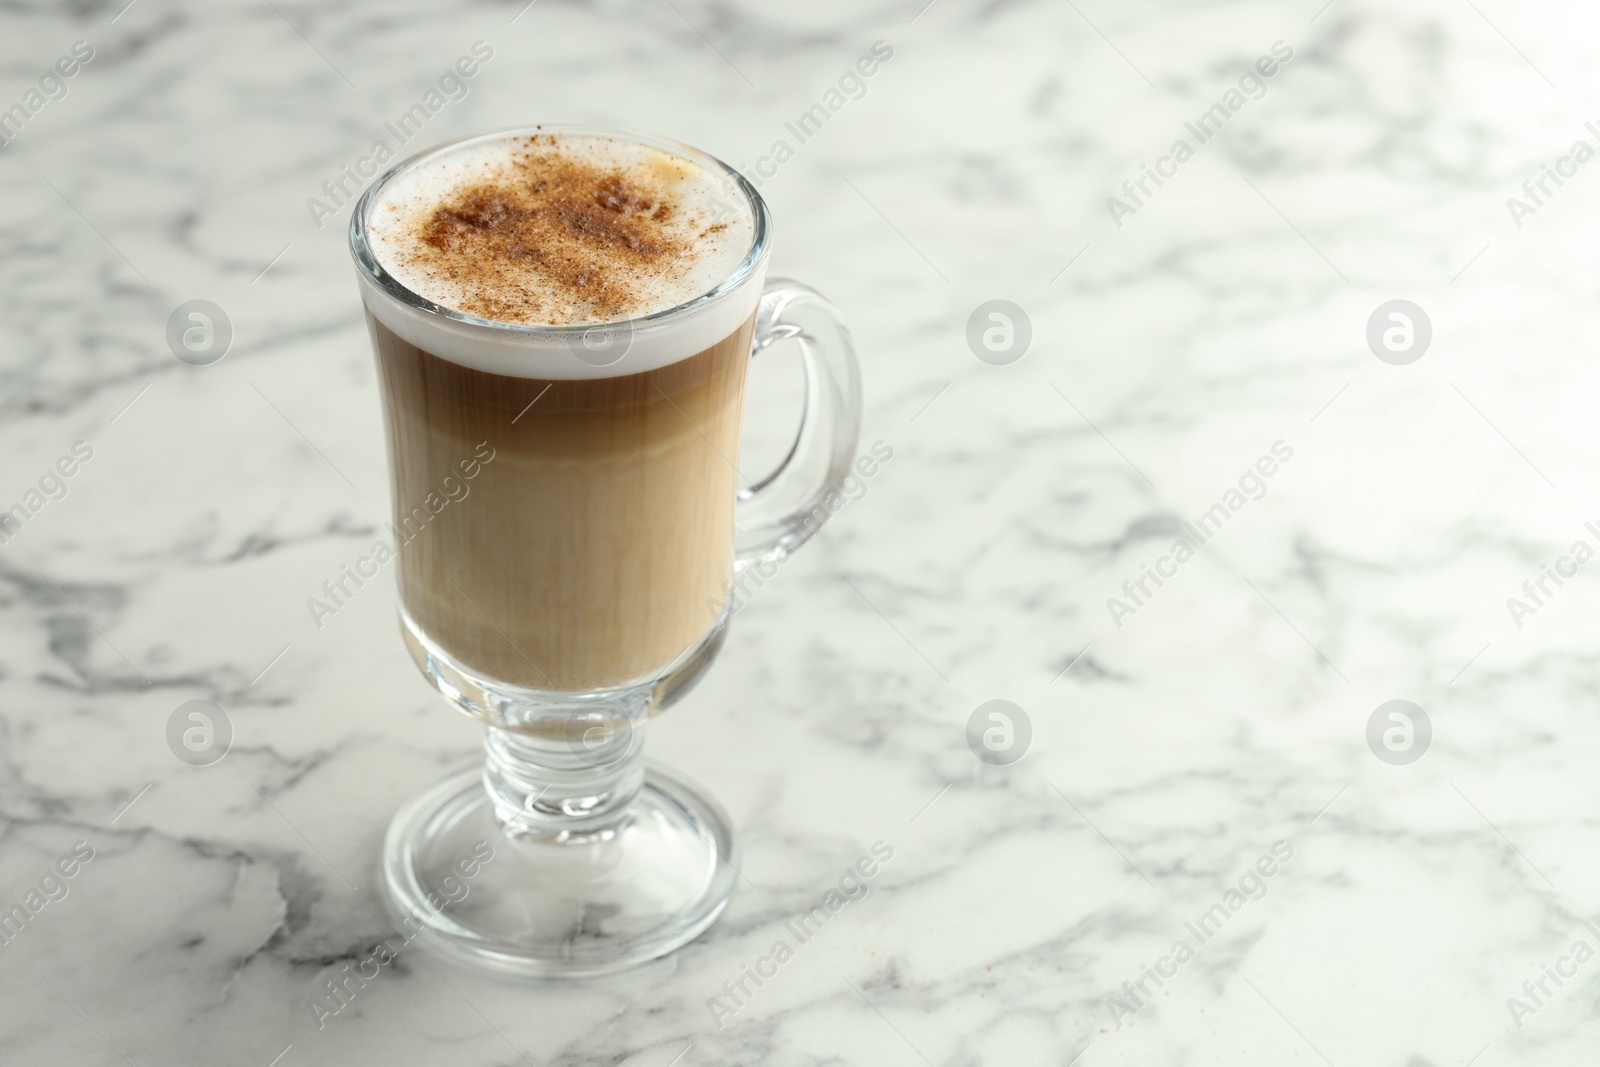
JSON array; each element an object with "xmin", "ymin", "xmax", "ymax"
[{"xmin": 481, "ymin": 704, "xmax": 649, "ymax": 840}]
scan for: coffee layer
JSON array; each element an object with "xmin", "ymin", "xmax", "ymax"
[{"xmin": 371, "ymin": 310, "xmax": 755, "ymax": 690}]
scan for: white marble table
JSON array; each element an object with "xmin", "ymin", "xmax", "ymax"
[{"xmin": 3, "ymin": 0, "xmax": 1600, "ymax": 1063}]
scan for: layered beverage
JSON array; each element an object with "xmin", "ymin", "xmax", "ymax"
[{"xmin": 358, "ymin": 131, "xmax": 765, "ymax": 691}]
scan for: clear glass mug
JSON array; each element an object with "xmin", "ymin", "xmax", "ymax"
[{"xmin": 348, "ymin": 126, "xmax": 862, "ymax": 975}]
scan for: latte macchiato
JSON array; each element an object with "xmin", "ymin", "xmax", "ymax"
[
  {"xmin": 360, "ymin": 131, "xmax": 765, "ymax": 691},
  {"xmin": 358, "ymin": 126, "xmax": 861, "ymax": 977}
]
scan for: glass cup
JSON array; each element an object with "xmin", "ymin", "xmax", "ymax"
[{"xmin": 348, "ymin": 126, "xmax": 862, "ymax": 976}]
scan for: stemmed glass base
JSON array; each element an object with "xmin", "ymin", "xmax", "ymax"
[
  {"xmin": 379, "ymin": 759, "xmax": 736, "ymax": 977},
  {"xmin": 379, "ymin": 610, "xmax": 737, "ymax": 976}
]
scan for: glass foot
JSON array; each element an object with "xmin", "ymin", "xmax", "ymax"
[{"xmin": 379, "ymin": 762, "xmax": 738, "ymax": 977}]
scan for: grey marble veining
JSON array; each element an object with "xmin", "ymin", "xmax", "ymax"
[{"xmin": 3, "ymin": 0, "xmax": 1600, "ymax": 1063}]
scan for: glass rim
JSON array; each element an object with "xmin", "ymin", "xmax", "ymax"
[{"xmin": 347, "ymin": 124, "xmax": 771, "ymax": 337}]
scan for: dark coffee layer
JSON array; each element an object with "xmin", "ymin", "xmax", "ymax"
[{"xmin": 370, "ymin": 310, "xmax": 755, "ymax": 690}]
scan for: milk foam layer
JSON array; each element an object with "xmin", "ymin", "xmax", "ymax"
[{"xmin": 358, "ymin": 130, "xmax": 765, "ymax": 380}]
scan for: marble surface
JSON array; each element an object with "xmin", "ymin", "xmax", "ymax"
[{"xmin": 4, "ymin": 0, "xmax": 1600, "ymax": 1063}]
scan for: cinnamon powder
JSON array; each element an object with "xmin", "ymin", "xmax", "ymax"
[{"xmin": 399, "ymin": 136, "xmax": 703, "ymax": 323}]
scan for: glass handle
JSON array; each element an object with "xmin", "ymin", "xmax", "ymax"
[{"xmin": 734, "ymin": 278, "xmax": 863, "ymax": 568}]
